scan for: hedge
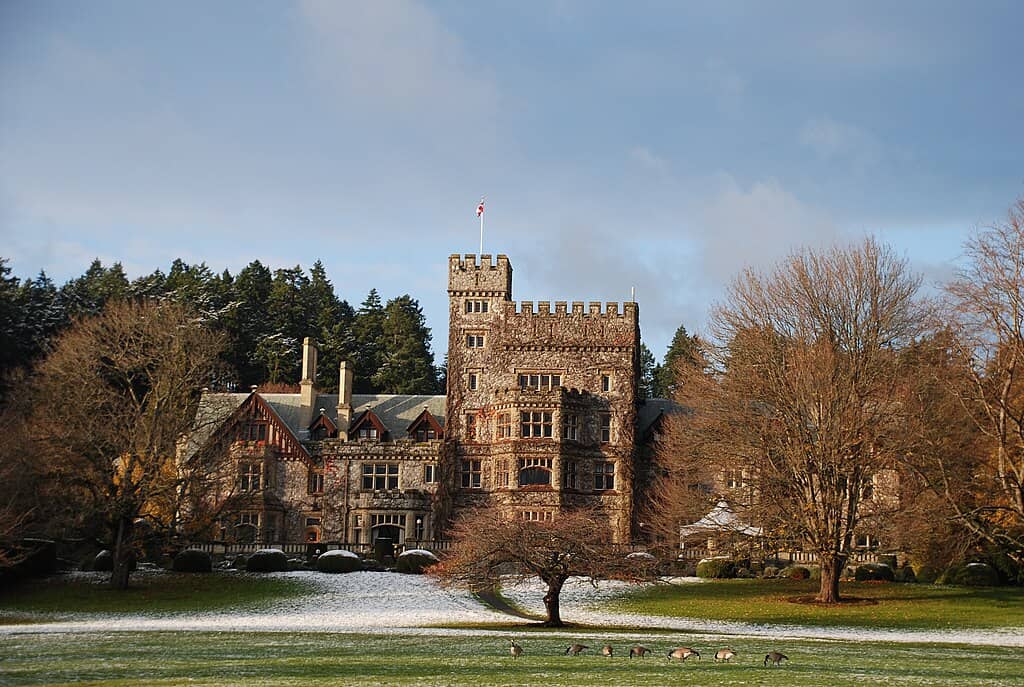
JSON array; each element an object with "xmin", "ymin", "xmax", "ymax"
[
  {"xmin": 245, "ymin": 549, "xmax": 289, "ymax": 573},
  {"xmin": 854, "ymin": 563, "xmax": 894, "ymax": 582},
  {"xmin": 316, "ymin": 549, "xmax": 363, "ymax": 573},
  {"xmin": 696, "ymin": 558, "xmax": 737, "ymax": 579},
  {"xmin": 396, "ymin": 549, "xmax": 439, "ymax": 574}
]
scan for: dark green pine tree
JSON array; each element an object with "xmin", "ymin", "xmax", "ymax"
[
  {"xmin": 304, "ymin": 261, "xmax": 354, "ymax": 393},
  {"xmin": 352, "ymin": 289, "xmax": 386, "ymax": 393},
  {"xmin": 653, "ymin": 324, "xmax": 704, "ymax": 399},
  {"xmin": 261, "ymin": 265, "xmax": 311, "ymax": 385},
  {"xmin": 372, "ymin": 295, "xmax": 440, "ymax": 394},
  {"xmin": 161, "ymin": 259, "xmax": 226, "ymax": 319},
  {"xmin": 59, "ymin": 259, "xmax": 130, "ymax": 318},
  {"xmin": 224, "ymin": 260, "xmax": 273, "ymax": 388},
  {"xmin": 638, "ymin": 342, "xmax": 657, "ymax": 399}
]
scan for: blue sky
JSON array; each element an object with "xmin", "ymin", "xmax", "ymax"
[{"xmin": 2, "ymin": 1, "xmax": 1022, "ymax": 361}]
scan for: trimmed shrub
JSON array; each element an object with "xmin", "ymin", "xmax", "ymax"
[
  {"xmin": 316, "ymin": 549, "xmax": 363, "ymax": 574},
  {"xmin": 231, "ymin": 555, "xmax": 249, "ymax": 570},
  {"xmin": 245, "ymin": 549, "xmax": 289, "ymax": 573},
  {"xmin": 779, "ymin": 565, "xmax": 810, "ymax": 580},
  {"xmin": 696, "ymin": 558, "xmax": 737, "ymax": 579},
  {"xmin": 914, "ymin": 564, "xmax": 941, "ymax": 584},
  {"xmin": 855, "ymin": 563, "xmax": 895, "ymax": 582},
  {"xmin": 172, "ymin": 549, "xmax": 213, "ymax": 573},
  {"xmin": 92, "ymin": 550, "xmax": 136, "ymax": 573},
  {"xmin": 762, "ymin": 565, "xmax": 779, "ymax": 579},
  {"xmin": 940, "ymin": 562, "xmax": 1000, "ymax": 587},
  {"xmin": 396, "ymin": 549, "xmax": 439, "ymax": 574}
]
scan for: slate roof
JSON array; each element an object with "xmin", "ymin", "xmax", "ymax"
[{"xmin": 261, "ymin": 393, "xmax": 446, "ymax": 438}]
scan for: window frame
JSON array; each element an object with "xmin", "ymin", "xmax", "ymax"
[
  {"xmin": 361, "ymin": 463, "xmax": 399, "ymax": 490},
  {"xmin": 594, "ymin": 460, "xmax": 615, "ymax": 491},
  {"xmin": 520, "ymin": 410, "xmax": 553, "ymax": 438},
  {"xmin": 460, "ymin": 459, "xmax": 482, "ymax": 489}
]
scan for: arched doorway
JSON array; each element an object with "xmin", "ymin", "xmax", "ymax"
[{"xmin": 372, "ymin": 524, "xmax": 403, "ymax": 544}]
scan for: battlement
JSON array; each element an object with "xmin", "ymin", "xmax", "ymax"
[
  {"xmin": 448, "ymin": 254, "xmax": 513, "ymax": 297},
  {"xmin": 509, "ymin": 300, "xmax": 638, "ymax": 320}
]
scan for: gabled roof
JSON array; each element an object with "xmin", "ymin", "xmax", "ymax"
[
  {"xmin": 309, "ymin": 412, "xmax": 337, "ymax": 436},
  {"xmin": 349, "ymin": 408, "xmax": 388, "ymax": 437},
  {"xmin": 679, "ymin": 500, "xmax": 763, "ymax": 538},
  {"xmin": 186, "ymin": 392, "xmax": 313, "ymax": 466},
  {"xmin": 406, "ymin": 408, "xmax": 445, "ymax": 439},
  {"xmin": 637, "ymin": 397, "xmax": 677, "ymax": 441},
  {"xmin": 192, "ymin": 392, "xmax": 447, "ymax": 447}
]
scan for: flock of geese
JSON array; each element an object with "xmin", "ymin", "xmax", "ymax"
[{"xmin": 509, "ymin": 640, "xmax": 788, "ymax": 667}]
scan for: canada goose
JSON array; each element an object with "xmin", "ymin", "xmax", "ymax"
[
  {"xmin": 714, "ymin": 648, "xmax": 736, "ymax": 662},
  {"xmin": 764, "ymin": 651, "xmax": 788, "ymax": 667},
  {"xmin": 510, "ymin": 639, "xmax": 523, "ymax": 659},
  {"xmin": 600, "ymin": 645, "xmax": 614, "ymax": 657},
  {"xmin": 667, "ymin": 647, "xmax": 700, "ymax": 661},
  {"xmin": 565, "ymin": 643, "xmax": 588, "ymax": 656},
  {"xmin": 629, "ymin": 645, "xmax": 651, "ymax": 659}
]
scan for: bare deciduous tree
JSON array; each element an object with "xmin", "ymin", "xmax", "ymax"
[
  {"xmin": 940, "ymin": 198, "xmax": 1024, "ymax": 563},
  {"xmin": 31, "ymin": 300, "xmax": 224, "ymax": 589},
  {"xmin": 656, "ymin": 238, "xmax": 926, "ymax": 602},
  {"xmin": 431, "ymin": 505, "xmax": 655, "ymax": 626}
]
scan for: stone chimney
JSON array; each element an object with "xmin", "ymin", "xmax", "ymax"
[
  {"xmin": 337, "ymin": 360, "xmax": 354, "ymax": 440},
  {"xmin": 299, "ymin": 337, "xmax": 318, "ymax": 429}
]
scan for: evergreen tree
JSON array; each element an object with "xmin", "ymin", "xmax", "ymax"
[
  {"xmin": 60, "ymin": 260, "xmax": 129, "ymax": 317},
  {"xmin": 304, "ymin": 261, "xmax": 353, "ymax": 393},
  {"xmin": 225, "ymin": 260, "xmax": 273, "ymax": 388},
  {"xmin": 352, "ymin": 289, "xmax": 386, "ymax": 393},
  {"xmin": 638, "ymin": 342, "xmax": 657, "ymax": 399},
  {"xmin": 653, "ymin": 324, "xmax": 703, "ymax": 398},
  {"xmin": 373, "ymin": 295, "xmax": 439, "ymax": 394}
]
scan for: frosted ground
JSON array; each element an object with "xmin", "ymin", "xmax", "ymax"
[{"xmin": 2, "ymin": 570, "xmax": 1023, "ymax": 648}]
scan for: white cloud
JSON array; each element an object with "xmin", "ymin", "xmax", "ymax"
[
  {"xmin": 629, "ymin": 146, "xmax": 670, "ymax": 174},
  {"xmin": 697, "ymin": 176, "xmax": 840, "ymax": 283}
]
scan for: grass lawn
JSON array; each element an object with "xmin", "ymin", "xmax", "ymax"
[
  {"xmin": 2, "ymin": 630, "xmax": 1023, "ymax": 686},
  {"xmin": 610, "ymin": 578, "xmax": 1024, "ymax": 630},
  {"xmin": 0, "ymin": 571, "xmax": 312, "ymax": 620}
]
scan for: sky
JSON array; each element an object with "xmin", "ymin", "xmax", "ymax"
[{"xmin": 2, "ymin": 1, "xmax": 1022, "ymax": 362}]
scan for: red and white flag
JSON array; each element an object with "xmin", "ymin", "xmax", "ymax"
[{"xmin": 476, "ymin": 199, "xmax": 485, "ymax": 217}]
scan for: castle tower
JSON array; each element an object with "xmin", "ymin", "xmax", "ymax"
[{"xmin": 444, "ymin": 253, "xmax": 640, "ymax": 543}]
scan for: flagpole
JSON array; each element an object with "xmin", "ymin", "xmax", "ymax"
[{"xmin": 478, "ymin": 197, "xmax": 485, "ymax": 255}]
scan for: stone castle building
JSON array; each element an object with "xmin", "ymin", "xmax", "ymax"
[{"xmin": 187, "ymin": 254, "xmax": 661, "ymax": 547}]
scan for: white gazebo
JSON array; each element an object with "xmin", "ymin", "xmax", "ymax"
[{"xmin": 679, "ymin": 500, "xmax": 762, "ymax": 554}]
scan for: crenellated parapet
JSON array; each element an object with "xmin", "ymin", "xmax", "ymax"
[
  {"xmin": 448, "ymin": 253, "xmax": 512, "ymax": 298},
  {"xmin": 500, "ymin": 299, "xmax": 639, "ymax": 350}
]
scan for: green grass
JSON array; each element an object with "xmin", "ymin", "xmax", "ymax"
[
  {"xmin": 611, "ymin": 578, "xmax": 1024, "ymax": 630},
  {"xmin": 1, "ymin": 631, "xmax": 1022, "ymax": 686},
  {"xmin": 0, "ymin": 571, "xmax": 312, "ymax": 620}
]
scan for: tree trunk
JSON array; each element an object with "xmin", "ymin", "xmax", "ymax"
[
  {"xmin": 542, "ymin": 576, "xmax": 566, "ymax": 627},
  {"xmin": 816, "ymin": 553, "xmax": 845, "ymax": 603},
  {"xmin": 110, "ymin": 516, "xmax": 134, "ymax": 590}
]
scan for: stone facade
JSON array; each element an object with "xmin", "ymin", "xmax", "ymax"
[
  {"xmin": 445, "ymin": 254, "xmax": 640, "ymax": 542},
  {"xmin": 187, "ymin": 253, "xmax": 647, "ymax": 546}
]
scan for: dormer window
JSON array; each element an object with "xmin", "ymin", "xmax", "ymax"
[
  {"xmin": 407, "ymin": 408, "xmax": 444, "ymax": 442},
  {"xmin": 349, "ymin": 409, "xmax": 388, "ymax": 441}
]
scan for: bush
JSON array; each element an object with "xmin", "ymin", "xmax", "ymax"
[
  {"xmin": 245, "ymin": 549, "xmax": 289, "ymax": 573},
  {"xmin": 855, "ymin": 563, "xmax": 895, "ymax": 582},
  {"xmin": 939, "ymin": 562, "xmax": 1000, "ymax": 587},
  {"xmin": 914, "ymin": 564, "xmax": 941, "ymax": 584},
  {"xmin": 316, "ymin": 549, "xmax": 363, "ymax": 573},
  {"xmin": 779, "ymin": 565, "xmax": 810, "ymax": 580},
  {"xmin": 696, "ymin": 558, "xmax": 737, "ymax": 579},
  {"xmin": 231, "ymin": 555, "xmax": 249, "ymax": 570},
  {"xmin": 396, "ymin": 549, "xmax": 439, "ymax": 574},
  {"xmin": 762, "ymin": 565, "xmax": 779, "ymax": 579},
  {"xmin": 172, "ymin": 549, "xmax": 213, "ymax": 573},
  {"xmin": 894, "ymin": 565, "xmax": 917, "ymax": 583},
  {"xmin": 92, "ymin": 550, "xmax": 137, "ymax": 573}
]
